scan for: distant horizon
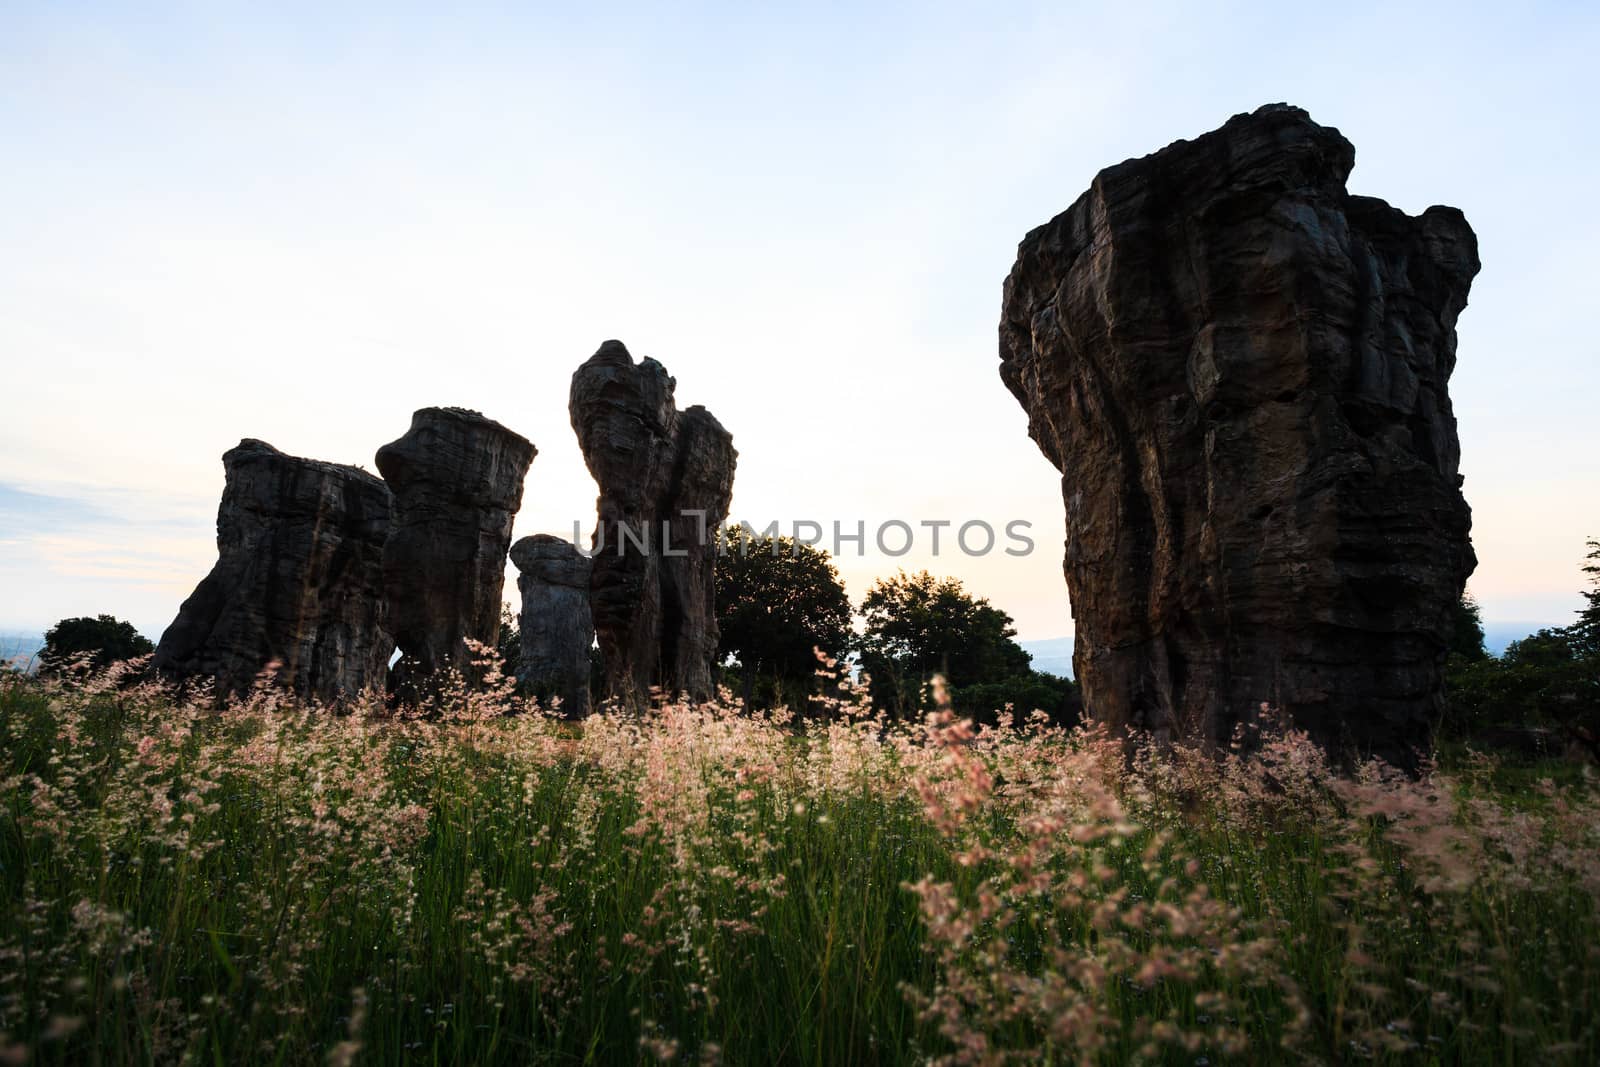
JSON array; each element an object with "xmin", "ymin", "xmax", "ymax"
[{"xmin": 0, "ymin": 619, "xmax": 1575, "ymax": 669}]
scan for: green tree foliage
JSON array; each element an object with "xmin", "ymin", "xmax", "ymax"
[
  {"xmin": 945, "ymin": 672, "xmax": 1080, "ymax": 727},
  {"xmin": 857, "ymin": 570, "xmax": 1077, "ymax": 724},
  {"xmin": 1571, "ymin": 538, "xmax": 1600, "ymax": 657},
  {"xmin": 715, "ymin": 526, "xmax": 853, "ymax": 710},
  {"xmin": 1444, "ymin": 542, "xmax": 1600, "ymax": 760},
  {"xmin": 497, "ymin": 604, "xmax": 521, "ymax": 673},
  {"xmin": 1449, "ymin": 594, "xmax": 1488, "ymax": 662},
  {"xmin": 1446, "ymin": 630, "xmax": 1581, "ymax": 731},
  {"xmin": 40, "ymin": 614, "xmax": 154, "ymax": 674}
]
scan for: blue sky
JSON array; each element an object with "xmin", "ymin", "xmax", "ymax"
[{"xmin": 1, "ymin": 1, "xmax": 1597, "ymax": 640}]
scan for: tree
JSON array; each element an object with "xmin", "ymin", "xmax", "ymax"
[
  {"xmin": 1449, "ymin": 593, "xmax": 1488, "ymax": 662},
  {"xmin": 1570, "ymin": 538, "xmax": 1600, "ymax": 657},
  {"xmin": 715, "ymin": 527, "xmax": 853, "ymax": 710},
  {"xmin": 1445, "ymin": 628, "xmax": 1578, "ymax": 734},
  {"xmin": 946, "ymin": 672, "xmax": 1080, "ymax": 728},
  {"xmin": 40, "ymin": 615, "xmax": 154, "ymax": 674},
  {"xmin": 1502, "ymin": 628, "xmax": 1581, "ymax": 670},
  {"xmin": 857, "ymin": 570, "xmax": 1075, "ymax": 724},
  {"xmin": 858, "ymin": 571, "xmax": 1032, "ymax": 697},
  {"xmin": 497, "ymin": 604, "xmax": 521, "ymax": 673},
  {"xmin": 1442, "ymin": 540, "xmax": 1600, "ymax": 761}
]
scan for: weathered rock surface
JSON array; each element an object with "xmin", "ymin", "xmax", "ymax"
[
  {"xmin": 660, "ymin": 406, "xmax": 737, "ymax": 700},
  {"xmin": 998, "ymin": 104, "xmax": 1478, "ymax": 765},
  {"xmin": 510, "ymin": 534, "xmax": 594, "ymax": 717},
  {"xmin": 571, "ymin": 341, "xmax": 736, "ymax": 706},
  {"xmin": 376, "ymin": 408, "xmax": 536, "ymax": 695},
  {"xmin": 153, "ymin": 439, "xmax": 393, "ymax": 701}
]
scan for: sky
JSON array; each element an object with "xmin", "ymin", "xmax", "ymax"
[{"xmin": 1, "ymin": 1, "xmax": 1597, "ymax": 644}]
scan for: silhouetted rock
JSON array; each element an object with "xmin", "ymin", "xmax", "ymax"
[
  {"xmin": 153, "ymin": 439, "xmax": 393, "ymax": 701},
  {"xmin": 661, "ymin": 407, "xmax": 736, "ymax": 701},
  {"xmin": 510, "ymin": 534, "xmax": 594, "ymax": 718},
  {"xmin": 998, "ymin": 104, "xmax": 1478, "ymax": 766},
  {"xmin": 376, "ymin": 408, "xmax": 536, "ymax": 697},
  {"xmin": 570, "ymin": 342, "xmax": 675, "ymax": 707},
  {"xmin": 570, "ymin": 341, "xmax": 736, "ymax": 706}
]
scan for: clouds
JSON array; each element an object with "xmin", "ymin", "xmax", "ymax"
[{"xmin": 0, "ymin": 481, "xmax": 214, "ymax": 633}]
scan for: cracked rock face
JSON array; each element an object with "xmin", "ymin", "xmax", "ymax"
[
  {"xmin": 376, "ymin": 408, "xmax": 536, "ymax": 696},
  {"xmin": 998, "ymin": 104, "xmax": 1478, "ymax": 766},
  {"xmin": 570, "ymin": 341, "xmax": 736, "ymax": 706},
  {"xmin": 510, "ymin": 534, "xmax": 594, "ymax": 718},
  {"xmin": 152, "ymin": 439, "xmax": 394, "ymax": 702}
]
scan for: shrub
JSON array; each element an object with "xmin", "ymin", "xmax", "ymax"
[{"xmin": 39, "ymin": 613, "xmax": 153, "ymax": 674}]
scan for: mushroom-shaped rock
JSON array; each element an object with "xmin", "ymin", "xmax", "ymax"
[
  {"xmin": 153, "ymin": 439, "xmax": 394, "ymax": 702},
  {"xmin": 997, "ymin": 104, "xmax": 1478, "ymax": 766}
]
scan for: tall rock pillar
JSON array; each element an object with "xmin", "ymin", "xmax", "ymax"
[
  {"xmin": 376, "ymin": 407, "xmax": 535, "ymax": 696},
  {"xmin": 997, "ymin": 104, "xmax": 1478, "ymax": 765},
  {"xmin": 570, "ymin": 341, "xmax": 736, "ymax": 706}
]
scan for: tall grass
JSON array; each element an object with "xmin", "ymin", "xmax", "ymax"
[{"xmin": 1, "ymin": 657, "xmax": 1596, "ymax": 1064}]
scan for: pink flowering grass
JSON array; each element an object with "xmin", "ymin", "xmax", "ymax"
[{"xmin": 0, "ymin": 656, "xmax": 1596, "ymax": 1064}]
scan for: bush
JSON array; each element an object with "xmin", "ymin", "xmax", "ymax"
[
  {"xmin": 947, "ymin": 671, "xmax": 1079, "ymax": 727},
  {"xmin": 39, "ymin": 614, "xmax": 153, "ymax": 674}
]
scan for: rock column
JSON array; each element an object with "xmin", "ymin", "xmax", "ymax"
[
  {"xmin": 376, "ymin": 407, "xmax": 536, "ymax": 695},
  {"xmin": 997, "ymin": 104, "xmax": 1478, "ymax": 765},
  {"xmin": 153, "ymin": 439, "xmax": 394, "ymax": 702},
  {"xmin": 510, "ymin": 534, "xmax": 594, "ymax": 717},
  {"xmin": 570, "ymin": 341, "xmax": 736, "ymax": 706}
]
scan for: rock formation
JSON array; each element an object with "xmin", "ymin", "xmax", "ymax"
[
  {"xmin": 997, "ymin": 104, "xmax": 1478, "ymax": 765},
  {"xmin": 660, "ymin": 407, "xmax": 738, "ymax": 701},
  {"xmin": 510, "ymin": 534, "xmax": 594, "ymax": 717},
  {"xmin": 152, "ymin": 439, "xmax": 393, "ymax": 701},
  {"xmin": 376, "ymin": 408, "xmax": 536, "ymax": 696},
  {"xmin": 570, "ymin": 341, "xmax": 736, "ymax": 706}
]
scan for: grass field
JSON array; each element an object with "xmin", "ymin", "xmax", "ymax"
[{"xmin": 1, "ymin": 659, "xmax": 1596, "ymax": 1064}]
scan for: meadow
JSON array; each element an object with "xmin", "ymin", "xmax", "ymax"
[{"xmin": 1, "ymin": 655, "xmax": 1596, "ymax": 1065}]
